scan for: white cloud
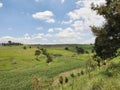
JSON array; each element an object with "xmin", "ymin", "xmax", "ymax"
[
  {"xmin": 36, "ymin": 27, "xmax": 43, "ymax": 30},
  {"xmin": 0, "ymin": 33, "xmax": 53, "ymax": 44},
  {"xmin": 67, "ymin": 0, "xmax": 105, "ymax": 26},
  {"xmin": 32, "ymin": 11, "xmax": 55, "ymax": 23},
  {"xmin": 35, "ymin": 0, "xmax": 43, "ymax": 2},
  {"xmin": 56, "ymin": 27, "xmax": 76, "ymax": 38},
  {"xmin": 0, "ymin": 36, "xmax": 27, "ymax": 44},
  {"xmin": 61, "ymin": 0, "xmax": 65, "ymax": 4},
  {"xmin": 58, "ymin": 0, "xmax": 106, "ymax": 44},
  {"xmin": 0, "ymin": 2, "xmax": 3, "ymax": 8},
  {"xmin": 48, "ymin": 28, "xmax": 54, "ymax": 32},
  {"xmin": 0, "ymin": 0, "xmax": 106, "ymax": 44},
  {"xmin": 61, "ymin": 20, "xmax": 72, "ymax": 25}
]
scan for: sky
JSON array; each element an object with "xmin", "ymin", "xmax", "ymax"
[{"xmin": 0, "ymin": 0, "xmax": 106, "ymax": 44}]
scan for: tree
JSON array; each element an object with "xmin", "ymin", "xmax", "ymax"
[
  {"xmin": 76, "ymin": 47, "xmax": 85, "ymax": 54},
  {"xmin": 65, "ymin": 47, "xmax": 69, "ymax": 50},
  {"xmin": 35, "ymin": 50, "xmax": 41, "ymax": 60},
  {"xmin": 91, "ymin": 0, "xmax": 120, "ymax": 59},
  {"xmin": 23, "ymin": 46, "xmax": 27, "ymax": 50},
  {"xmin": 46, "ymin": 54, "xmax": 53, "ymax": 63},
  {"xmin": 8, "ymin": 41, "xmax": 12, "ymax": 46}
]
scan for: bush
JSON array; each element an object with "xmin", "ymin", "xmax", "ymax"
[
  {"xmin": 29, "ymin": 46, "xmax": 32, "ymax": 48},
  {"xmin": 65, "ymin": 47, "xmax": 69, "ymax": 50},
  {"xmin": 65, "ymin": 77, "xmax": 68, "ymax": 83},
  {"xmin": 23, "ymin": 46, "xmax": 27, "ymax": 50},
  {"xmin": 116, "ymin": 48, "xmax": 120, "ymax": 56},
  {"xmin": 59, "ymin": 76, "xmax": 63, "ymax": 84},
  {"xmin": 35, "ymin": 50, "xmax": 41, "ymax": 60},
  {"xmin": 92, "ymin": 83, "xmax": 102, "ymax": 90},
  {"xmin": 81, "ymin": 70, "xmax": 84, "ymax": 75},
  {"xmin": 76, "ymin": 47, "xmax": 85, "ymax": 54},
  {"xmin": 70, "ymin": 73, "xmax": 75, "ymax": 78},
  {"xmin": 104, "ymin": 62, "xmax": 119, "ymax": 77},
  {"xmin": 46, "ymin": 54, "xmax": 53, "ymax": 63}
]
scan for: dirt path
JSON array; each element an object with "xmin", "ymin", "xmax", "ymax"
[{"xmin": 52, "ymin": 68, "xmax": 84, "ymax": 86}]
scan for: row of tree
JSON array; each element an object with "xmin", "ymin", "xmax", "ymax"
[
  {"xmin": 2, "ymin": 41, "xmax": 23, "ymax": 46},
  {"xmin": 65, "ymin": 46, "xmax": 90, "ymax": 54}
]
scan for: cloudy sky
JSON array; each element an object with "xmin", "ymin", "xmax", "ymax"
[{"xmin": 0, "ymin": 0, "xmax": 106, "ymax": 44}]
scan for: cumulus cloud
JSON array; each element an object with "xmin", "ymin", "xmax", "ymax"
[
  {"xmin": 48, "ymin": 28, "xmax": 54, "ymax": 32},
  {"xmin": 67, "ymin": 0, "xmax": 106, "ymax": 26},
  {"xmin": 0, "ymin": 33, "xmax": 53, "ymax": 44},
  {"xmin": 61, "ymin": 20, "xmax": 72, "ymax": 25},
  {"xmin": 0, "ymin": 2, "xmax": 3, "ymax": 8},
  {"xmin": 0, "ymin": 0, "xmax": 106, "ymax": 44},
  {"xmin": 32, "ymin": 11, "xmax": 55, "ymax": 23},
  {"xmin": 58, "ymin": 0, "xmax": 106, "ymax": 44}
]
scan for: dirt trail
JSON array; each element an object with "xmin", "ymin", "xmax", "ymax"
[{"xmin": 52, "ymin": 68, "xmax": 84, "ymax": 86}]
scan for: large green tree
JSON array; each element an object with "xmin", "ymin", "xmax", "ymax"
[{"xmin": 91, "ymin": 0, "xmax": 120, "ymax": 59}]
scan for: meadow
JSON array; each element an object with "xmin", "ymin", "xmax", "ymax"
[
  {"xmin": 0, "ymin": 45, "xmax": 120, "ymax": 90},
  {"xmin": 0, "ymin": 44, "xmax": 92, "ymax": 90}
]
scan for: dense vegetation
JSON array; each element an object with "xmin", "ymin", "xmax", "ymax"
[{"xmin": 91, "ymin": 0, "xmax": 120, "ymax": 59}]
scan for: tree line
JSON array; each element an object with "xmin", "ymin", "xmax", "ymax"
[{"xmin": 1, "ymin": 41, "xmax": 23, "ymax": 46}]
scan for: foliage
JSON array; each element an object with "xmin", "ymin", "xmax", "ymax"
[
  {"xmin": 65, "ymin": 47, "xmax": 69, "ymax": 50},
  {"xmin": 116, "ymin": 48, "xmax": 120, "ymax": 56},
  {"xmin": 93, "ymin": 55, "xmax": 102, "ymax": 67},
  {"xmin": 23, "ymin": 46, "xmax": 27, "ymax": 49},
  {"xmin": 35, "ymin": 49, "xmax": 41, "ymax": 60},
  {"xmin": 91, "ymin": 0, "xmax": 120, "ymax": 59},
  {"xmin": 76, "ymin": 47, "xmax": 85, "ymax": 54},
  {"xmin": 2, "ymin": 41, "xmax": 23, "ymax": 46},
  {"xmin": 104, "ymin": 61, "xmax": 120, "ymax": 77},
  {"xmin": 70, "ymin": 73, "xmax": 75, "ymax": 78},
  {"xmin": 46, "ymin": 53, "xmax": 53, "ymax": 63}
]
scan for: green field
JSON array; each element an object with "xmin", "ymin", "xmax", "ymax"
[
  {"xmin": 0, "ymin": 45, "xmax": 92, "ymax": 90},
  {"xmin": 0, "ymin": 45, "xmax": 120, "ymax": 90}
]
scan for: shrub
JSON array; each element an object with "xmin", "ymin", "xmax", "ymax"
[
  {"xmin": 70, "ymin": 73, "xmax": 75, "ymax": 78},
  {"xmin": 46, "ymin": 54, "xmax": 53, "ymax": 63},
  {"xmin": 93, "ymin": 55, "xmax": 102, "ymax": 67},
  {"xmin": 85, "ymin": 51, "xmax": 89, "ymax": 54},
  {"xmin": 65, "ymin": 77, "xmax": 68, "ymax": 83},
  {"xmin": 65, "ymin": 47, "xmax": 69, "ymax": 50},
  {"xmin": 35, "ymin": 50, "xmax": 41, "ymax": 60},
  {"xmin": 23, "ymin": 46, "xmax": 27, "ymax": 50},
  {"xmin": 29, "ymin": 46, "xmax": 32, "ymax": 48},
  {"xmin": 81, "ymin": 70, "xmax": 84, "ymax": 75},
  {"xmin": 76, "ymin": 47, "xmax": 85, "ymax": 54},
  {"xmin": 59, "ymin": 76, "xmax": 63, "ymax": 84},
  {"xmin": 104, "ymin": 62, "xmax": 119, "ymax": 77},
  {"xmin": 92, "ymin": 83, "xmax": 102, "ymax": 90}
]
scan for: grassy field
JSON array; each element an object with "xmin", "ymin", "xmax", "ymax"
[
  {"xmin": 0, "ymin": 45, "xmax": 120, "ymax": 90},
  {"xmin": 0, "ymin": 44, "xmax": 92, "ymax": 90}
]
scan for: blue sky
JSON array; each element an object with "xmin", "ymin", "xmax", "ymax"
[{"xmin": 0, "ymin": 0, "xmax": 105, "ymax": 44}]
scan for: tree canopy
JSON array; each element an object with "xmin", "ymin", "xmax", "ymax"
[{"xmin": 91, "ymin": 0, "xmax": 120, "ymax": 59}]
